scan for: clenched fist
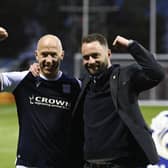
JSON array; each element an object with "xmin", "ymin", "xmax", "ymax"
[{"xmin": 0, "ymin": 27, "xmax": 8, "ymax": 41}]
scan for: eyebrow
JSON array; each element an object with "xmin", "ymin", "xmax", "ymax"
[
  {"xmin": 41, "ymin": 51, "xmax": 58, "ymax": 55},
  {"xmin": 83, "ymin": 53, "xmax": 99, "ymax": 58}
]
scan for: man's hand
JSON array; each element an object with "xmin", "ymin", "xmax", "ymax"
[
  {"xmin": 29, "ymin": 63, "xmax": 40, "ymax": 77},
  {"xmin": 0, "ymin": 27, "xmax": 8, "ymax": 41},
  {"xmin": 112, "ymin": 35, "xmax": 130, "ymax": 48}
]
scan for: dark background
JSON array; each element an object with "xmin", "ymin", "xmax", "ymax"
[{"xmin": 0, "ymin": 0, "xmax": 167, "ymax": 74}]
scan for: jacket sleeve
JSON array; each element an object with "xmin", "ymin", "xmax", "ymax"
[{"xmin": 128, "ymin": 41, "xmax": 165, "ymax": 92}]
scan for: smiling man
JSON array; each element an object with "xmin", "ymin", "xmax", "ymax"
[
  {"xmin": 72, "ymin": 33, "xmax": 165, "ymax": 168},
  {"xmin": 0, "ymin": 34, "xmax": 81, "ymax": 168},
  {"xmin": 35, "ymin": 35, "xmax": 63, "ymax": 79}
]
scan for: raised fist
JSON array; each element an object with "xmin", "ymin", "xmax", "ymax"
[
  {"xmin": 112, "ymin": 35, "xmax": 130, "ymax": 48},
  {"xmin": 0, "ymin": 27, "xmax": 8, "ymax": 41}
]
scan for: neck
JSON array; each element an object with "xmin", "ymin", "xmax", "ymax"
[
  {"xmin": 40, "ymin": 71, "xmax": 62, "ymax": 80},
  {"xmin": 108, "ymin": 61, "xmax": 112, "ymax": 68}
]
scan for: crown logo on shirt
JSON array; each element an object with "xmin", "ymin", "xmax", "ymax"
[{"xmin": 29, "ymin": 95, "xmax": 35, "ymax": 104}]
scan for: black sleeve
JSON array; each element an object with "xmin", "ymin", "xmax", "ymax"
[{"xmin": 128, "ymin": 41, "xmax": 165, "ymax": 92}]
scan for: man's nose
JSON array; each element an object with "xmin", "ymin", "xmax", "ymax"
[
  {"xmin": 46, "ymin": 55, "xmax": 53, "ymax": 62},
  {"xmin": 88, "ymin": 56, "xmax": 95, "ymax": 64}
]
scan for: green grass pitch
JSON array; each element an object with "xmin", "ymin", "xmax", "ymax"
[
  {"xmin": 0, "ymin": 104, "xmax": 18, "ymax": 168},
  {"xmin": 0, "ymin": 104, "xmax": 168, "ymax": 167}
]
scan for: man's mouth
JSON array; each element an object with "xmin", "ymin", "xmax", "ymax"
[
  {"xmin": 43, "ymin": 62, "xmax": 58, "ymax": 70},
  {"xmin": 88, "ymin": 65, "xmax": 99, "ymax": 71},
  {"xmin": 44, "ymin": 65, "xmax": 53, "ymax": 70}
]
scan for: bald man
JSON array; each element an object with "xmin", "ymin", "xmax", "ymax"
[{"xmin": 0, "ymin": 34, "xmax": 81, "ymax": 168}]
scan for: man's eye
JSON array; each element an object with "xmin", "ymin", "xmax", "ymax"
[
  {"xmin": 92, "ymin": 53, "xmax": 98, "ymax": 58},
  {"xmin": 84, "ymin": 56, "xmax": 89, "ymax": 60},
  {"xmin": 42, "ymin": 53, "xmax": 48, "ymax": 57},
  {"xmin": 51, "ymin": 53, "xmax": 57, "ymax": 57}
]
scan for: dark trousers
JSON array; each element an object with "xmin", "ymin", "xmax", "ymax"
[{"xmin": 84, "ymin": 160, "xmax": 146, "ymax": 168}]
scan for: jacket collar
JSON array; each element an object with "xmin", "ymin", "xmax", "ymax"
[
  {"xmin": 72, "ymin": 64, "xmax": 120, "ymax": 117},
  {"xmin": 109, "ymin": 65, "xmax": 120, "ymax": 109}
]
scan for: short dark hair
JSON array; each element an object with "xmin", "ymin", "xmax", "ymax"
[{"xmin": 82, "ymin": 33, "xmax": 108, "ymax": 48}]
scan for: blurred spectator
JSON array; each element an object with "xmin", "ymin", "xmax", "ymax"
[{"xmin": 147, "ymin": 111, "xmax": 168, "ymax": 168}]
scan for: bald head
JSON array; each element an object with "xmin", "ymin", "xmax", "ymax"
[
  {"xmin": 37, "ymin": 34, "xmax": 63, "ymax": 54},
  {"xmin": 35, "ymin": 34, "xmax": 64, "ymax": 79}
]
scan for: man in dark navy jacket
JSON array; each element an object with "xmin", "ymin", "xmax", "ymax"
[
  {"xmin": 0, "ymin": 33, "xmax": 81, "ymax": 168},
  {"xmin": 72, "ymin": 34, "xmax": 165, "ymax": 168}
]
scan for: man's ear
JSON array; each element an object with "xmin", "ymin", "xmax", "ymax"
[
  {"xmin": 108, "ymin": 49, "xmax": 112, "ymax": 58},
  {"xmin": 35, "ymin": 50, "xmax": 38, "ymax": 61},
  {"xmin": 61, "ymin": 50, "xmax": 64, "ymax": 60}
]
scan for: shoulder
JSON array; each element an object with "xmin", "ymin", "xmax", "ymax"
[
  {"xmin": 120, "ymin": 63, "xmax": 141, "ymax": 74},
  {"xmin": 61, "ymin": 73, "xmax": 81, "ymax": 88},
  {"xmin": 113, "ymin": 64, "xmax": 141, "ymax": 82}
]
